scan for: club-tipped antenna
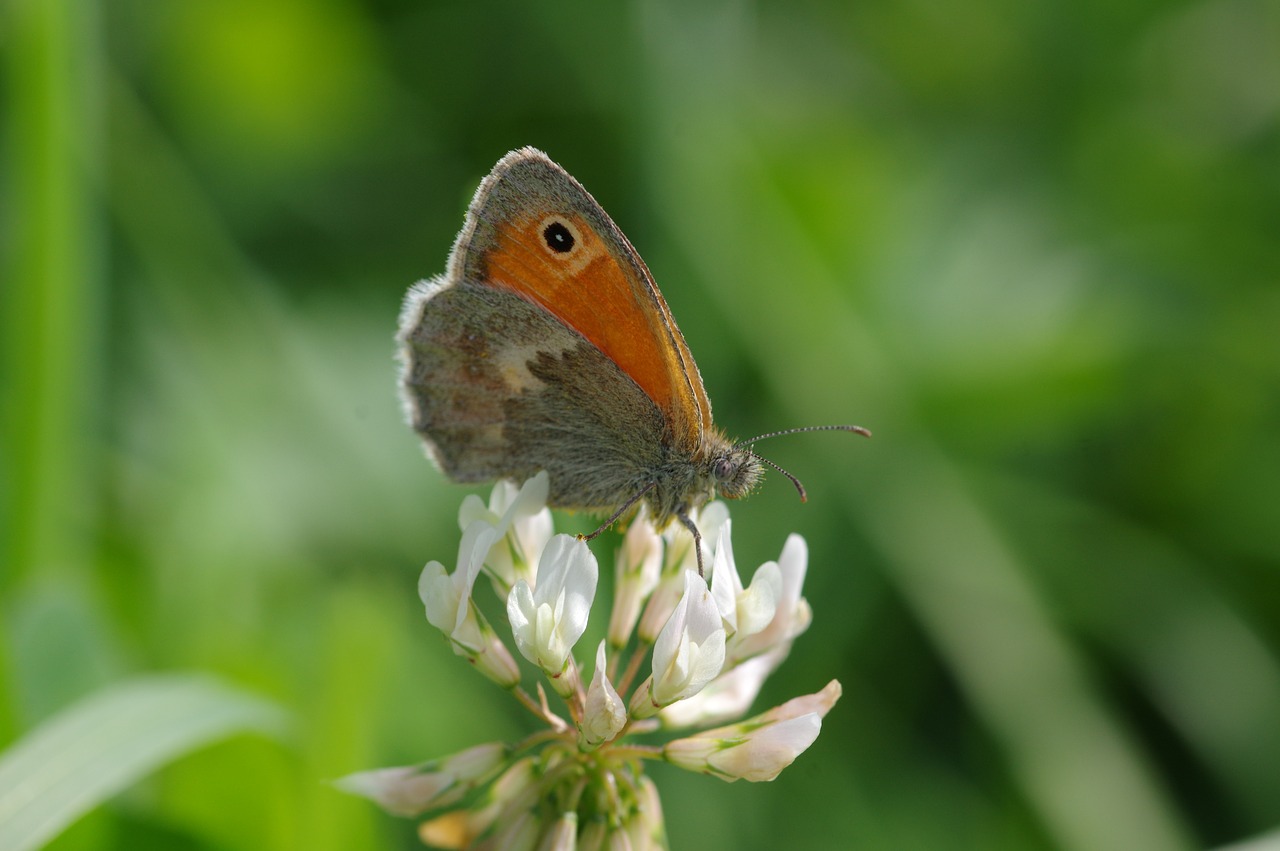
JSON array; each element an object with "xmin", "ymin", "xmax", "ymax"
[
  {"xmin": 751, "ymin": 452, "xmax": 809, "ymax": 502},
  {"xmin": 736, "ymin": 424, "xmax": 872, "ymax": 446},
  {"xmin": 737, "ymin": 424, "xmax": 873, "ymax": 504}
]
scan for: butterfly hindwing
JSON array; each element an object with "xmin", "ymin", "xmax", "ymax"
[{"xmin": 399, "ymin": 278, "xmax": 668, "ymax": 511}]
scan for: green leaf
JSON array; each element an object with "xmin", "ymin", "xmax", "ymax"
[{"xmin": 0, "ymin": 673, "xmax": 289, "ymax": 851}]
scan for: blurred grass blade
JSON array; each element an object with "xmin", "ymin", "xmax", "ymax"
[
  {"xmin": 1, "ymin": 0, "xmax": 104, "ymax": 590},
  {"xmin": 1216, "ymin": 830, "xmax": 1280, "ymax": 851},
  {"xmin": 0, "ymin": 674, "xmax": 289, "ymax": 851}
]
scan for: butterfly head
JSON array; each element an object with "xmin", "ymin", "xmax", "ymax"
[{"xmin": 709, "ymin": 445, "xmax": 763, "ymax": 500}]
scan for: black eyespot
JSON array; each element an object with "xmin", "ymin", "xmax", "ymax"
[{"xmin": 543, "ymin": 220, "xmax": 575, "ymax": 253}]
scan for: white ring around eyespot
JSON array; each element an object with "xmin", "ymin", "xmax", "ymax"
[{"xmin": 537, "ymin": 215, "xmax": 584, "ymax": 259}]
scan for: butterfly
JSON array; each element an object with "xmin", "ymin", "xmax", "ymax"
[{"xmin": 396, "ymin": 148, "xmax": 868, "ymax": 571}]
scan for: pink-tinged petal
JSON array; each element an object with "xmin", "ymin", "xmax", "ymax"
[
  {"xmin": 335, "ymin": 764, "xmax": 454, "ymax": 816},
  {"xmin": 636, "ymin": 570, "xmax": 684, "ymax": 644},
  {"xmin": 334, "ymin": 742, "xmax": 508, "ymax": 816},
  {"xmin": 664, "ymin": 682, "xmax": 840, "ymax": 781},
  {"xmin": 706, "ymin": 714, "xmax": 822, "ymax": 782},
  {"xmin": 608, "ymin": 507, "xmax": 664, "ymax": 647},
  {"xmin": 753, "ymin": 679, "xmax": 842, "ymax": 726}
]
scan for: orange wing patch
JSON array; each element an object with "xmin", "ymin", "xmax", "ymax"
[{"xmin": 483, "ymin": 211, "xmax": 704, "ymax": 450}]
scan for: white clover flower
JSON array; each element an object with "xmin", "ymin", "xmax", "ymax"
[
  {"xmin": 658, "ymin": 648, "xmax": 787, "ymax": 729},
  {"xmin": 343, "ymin": 477, "xmax": 840, "ymax": 849},
  {"xmin": 607, "ymin": 505, "xmax": 663, "ymax": 649},
  {"xmin": 636, "ymin": 502, "xmax": 729, "ymax": 643},
  {"xmin": 507, "ymin": 535, "xmax": 598, "ymax": 693},
  {"xmin": 580, "ymin": 641, "xmax": 626, "ymax": 750},
  {"xmin": 663, "ymin": 681, "xmax": 842, "ymax": 782},
  {"xmin": 334, "ymin": 742, "xmax": 508, "ymax": 816},
  {"xmin": 459, "ymin": 472, "xmax": 554, "ymax": 590},
  {"xmin": 631, "ymin": 570, "xmax": 727, "ymax": 719},
  {"xmin": 729, "ymin": 533, "xmax": 812, "ymax": 665},
  {"xmin": 707, "ymin": 520, "xmax": 782, "ymax": 641},
  {"xmin": 664, "ymin": 713, "xmax": 821, "ymax": 782},
  {"xmin": 420, "ymin": 520, "xmax": 520, "ymax": 687}
]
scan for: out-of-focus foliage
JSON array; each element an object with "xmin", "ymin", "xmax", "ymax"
[{"xmin": 2, "ymin": 0, "xmax": 1278, "ymax": 849}]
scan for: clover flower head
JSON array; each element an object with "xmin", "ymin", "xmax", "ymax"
[{"xmin": 341, "ymin": 477, "xmax": 841, "ymax": 848}]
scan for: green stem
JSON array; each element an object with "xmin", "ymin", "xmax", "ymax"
[{"xmin": 1, "ymin": 0, "xmax": 103, "ymax": 591}]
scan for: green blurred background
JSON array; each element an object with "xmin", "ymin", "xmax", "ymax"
[{"xmin": 3, "ymin": 0, "xmax": 1279, "ymax": 848}]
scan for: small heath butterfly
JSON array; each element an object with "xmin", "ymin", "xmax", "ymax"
[{"xmin": 397, "ymin": 148, "xmax": 868, "ymax": 569}]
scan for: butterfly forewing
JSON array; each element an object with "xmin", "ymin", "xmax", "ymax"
[{"xmin": 451, "ymin": 148, "xmax": 710, "ymax": 454}]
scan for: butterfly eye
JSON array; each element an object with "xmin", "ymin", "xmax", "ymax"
[{"xmin": 713, "ymin": 457, "xmax": 736, "ymax": 482}]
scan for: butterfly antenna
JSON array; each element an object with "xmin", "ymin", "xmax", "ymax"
[
  {"xmin": 737, "ymin": 424, "xmax": 872, "ymax": 445},
  {"xmin": 751, "ymin": 452, "xmax": 809, "ymax": 503},
  {"xmin": 737, "ymin": 425, "xmax": 873, "ymax": 504}
]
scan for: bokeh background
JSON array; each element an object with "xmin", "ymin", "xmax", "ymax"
[{"xmin": 4, "ymin": 0, "xmax": 1279, "ymax": 848}]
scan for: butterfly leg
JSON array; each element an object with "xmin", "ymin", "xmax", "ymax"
[
  {"xmin": 675, "ymin": 509, "xmax": 705, "ymax": 577},
  {"xmin": 580, "ymin": 481, "xmax": 657, "ymax": 542}
]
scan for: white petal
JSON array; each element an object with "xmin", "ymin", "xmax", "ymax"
[
  {"xmin": 637, "ymin": 571, "xmax": 685, "ymax": 644},
  {"xmin": 651, "ymin": 571, "xmax": 726, "ymax": 706},
  {"xmin": 683, "ymin": 630, "xmax": 727, "ymax": 694},
  {"xmin": 708, "ymin": 526, "xmax": 740, "ymax": 632},
  {"xmin": 458, "ymin": 521, "xmax": 501, "ymax": 588},
  {"xmin": 334, "ymin": 742, "xmax": 506, "ymax": 816},
  {"xmin": 507, "ymin": 579, "xmax": 538, "ymax": 663},
  {"xmin": 535, "ymin": 536, "xmax": 597, "ymax": 652},
  {"xmin": 458, "ymin": 493, "xmax": 491, "ymax": 529},
  {"xmin": 697, "ymin": 501, "xmax": 731, "ymax": 552},
  {"xmin": 650, "ymin": 575, "xmax": 692, "ymax": 686},
  {"xmin": 683, "ymin": 571, "xmax": 726, "ymax": 643},
  {"xmin": 508, "ymin": 536, "xmax": 598, "ymax": 674},
  {"xmin": 608, "ymin": 507, "xmax": 664, "ymax": 647},
  {"xmin": 534, "ymin": 598, "xmax": 561, "ymax": 669},
  {"xmin": 729, "ymin": 533, "xmax": 811, "ymax": 661},
  {"xmin": 694, "ymin": 680, "xmax": 842, "ymax": 740},
  {"xmin": 620, "ymin": 504, "xmax": 663, "ymax": 583},
  {"xmin": 707, "ymin": 714, "xmax": 822, "ymax": 782},
  {"xmin": 502, "ymin": 471, "xmax": 548, "ymax": 516},
  {"xmin": 335, "ymin": 765, "xmax": 453, "ymax": 816},
  {"xmin": 419, "ymin": 561, "xmax": 459, "ymax": 633},
  {"xmin": 500, "ymin": 473, "xmax": 553, "ymax": 578},
  {"xmin": 582, "ymin": 643, "xmax": 627, "ymax": 748},
  {"xmin": 659, "ymin": 649, "xmax": 785, "ymax": 728},
  {"xmin": 759, "ymin": 679, "xmax": 842, "ymax": 723},
  {"xmin": 735, "ymin": 561, "xmax": 782, "ymax": 638}
]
